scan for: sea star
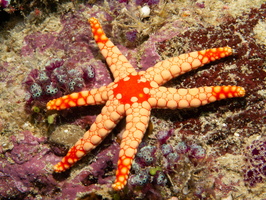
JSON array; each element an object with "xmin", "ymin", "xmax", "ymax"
[{"xmin": 47, "ymin": 17, "xmax": 245, "ymax": 190}]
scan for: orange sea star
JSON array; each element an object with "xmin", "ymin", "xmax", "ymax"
[{"xmin": 47, "ymin": 17, "xmax": 245, "ymax": 190}]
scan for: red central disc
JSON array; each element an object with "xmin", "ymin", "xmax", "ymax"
[{"xmin": 113, "ymin": 75, "xmax": 151, "ymax": 104}]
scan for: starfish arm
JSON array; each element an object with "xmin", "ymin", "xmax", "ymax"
[
  {"xmin": 89, "ymin": 18, "xmax": 136, "ymax": 79},
  {"xmin": 148, "ymin": 85, "xmax": 245, "ymax": 109},
  {"xmin": 143, "ymin": 47, "xmax": 233, "ymax": 85},
  {"xmin": 53, "ymin": 103, "xmax": 125, "ymax": 172},
  {"xmin": 112, "ymin": 102, "xmax": 151, "ymax": 190},
  {"xmin": 46, "ymin": 86, "xmax": 108, "ymax": 110}
]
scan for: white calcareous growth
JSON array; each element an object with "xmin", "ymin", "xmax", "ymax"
[{"xmin": 139, "ymin": 5, "xmax": 151, "ymax": 18}]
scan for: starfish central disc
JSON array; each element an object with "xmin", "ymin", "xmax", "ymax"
[{"xmin": 113, "ymin": 74, "xmax": 152, "ymax": 104}]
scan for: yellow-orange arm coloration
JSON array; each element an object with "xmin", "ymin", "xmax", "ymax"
[
  {"xmin": 89, "ymin": 18, "xmax": 136, "ymax": 80},
  {"xmin": 143, "ymin": 47, "xmax": 233, "ymax": 85},
  {"xmin": 148, "ymin": 86, "xmax": 245, "ymax": 109},
  {"xmin": 47, "ymin": 86, "xmax": 108, "ymax": 110},
  {"xmin": 47, "ymin": 17, "xmax": 245, "ymax": 191}
]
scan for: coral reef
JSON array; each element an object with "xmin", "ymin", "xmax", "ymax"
[
  {"xmin": 0, "ymin": 130, "xmax": 119, "ymax": 199},
  {"xmin": 0, "ymin": 0, "xmax": 265, "ymax": 199},
  {"xmin": 126, "ymin": 129, "xmax": 209, "ymax": 199},
  {"xmin": 0, "ymin": 131, "xmax": 59, "ymax": 199}
]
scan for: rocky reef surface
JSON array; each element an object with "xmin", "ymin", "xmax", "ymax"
[{"xmin": 0, "ymin": 0, "xmax": 265, "ymax": 199}]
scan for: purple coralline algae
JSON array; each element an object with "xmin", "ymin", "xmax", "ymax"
[
  {"xmin": 0, "ymin": 131, "xmax": 58, "ymax": 198},
  {"xmin": 118, "ymin": 0, "xmax": 159, "ymax": 6},
  {"xmin": 0, "ymin": 130, "xmax": 120, "ymax": 199},
  {"xmin": 135, "ymin": 0, "xmax": 159, "ymax": 6},
  {"xmin": 0, "ymin": 0, "xmax": 10, "ymax": 8},
  {"xmin": 243, "ymin": 137, "xmax": 266, "ymax": 187},
  {"xmin": 21, "ymin": 32, "xmax": 57, "ymax": 55},
  {"xmin": 156, "ymin": 129, "xmax": 174, "ymax": 145},
  {"xmin": 125, "ymin": 30, "xmax": 138, "ymax": 43},
  {"xmin": 0, "ymin": 0, "xmax": 265, "ymax": 199}
]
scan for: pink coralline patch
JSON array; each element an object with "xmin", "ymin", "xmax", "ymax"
[
  {"xmin": 139, "ymin": 20, "xmax": 184, "ymax": 71},
  {"xmin": 54, "ymin": 14, "xmax": 92, "ymax": 55},
  {"xmin": 243, "ymin": 138, "xmax": 266, "ymax": 187},
  {"xmin": 0, "ymin": 131, "xmax": 59, "ymax": 198},
  {"xmin": 0, "ymin": 0, "xmax": 10, "ymax": 8},
  {"xmin": 21, "ymin": 32, "xmax": 57, "ymax": 56},
  {"xmin": 0, "ymin": 130, "xmax": 120, "ymax": 199},
  {"xmin": 80, "ymin": 142, "xmax": 120, "ymax": 185},
  {"xmin": 0, "ymin": 63, "xmax": 9, "ymax": 82},
  {"xmin": 196, "ymin": 2, "xmax": 205, "ymax": 8},
  {"xmin": 21, "ymin": 13, "xmax": 93, "ymax": 58}
]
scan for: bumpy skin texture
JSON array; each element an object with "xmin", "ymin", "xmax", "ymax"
[{"xmin": 47, "ymin": 17, "xmax": 245, "ymax": 191}]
